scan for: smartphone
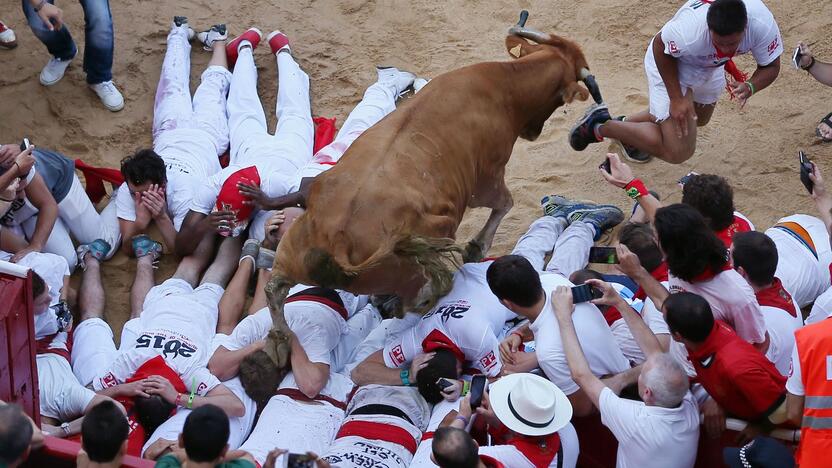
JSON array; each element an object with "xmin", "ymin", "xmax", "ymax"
[
  {"xmin": 588, "ymin": 246, "xmax": 618, "ymax": 264},
  {"xmin": 677, "ymin": 171, "xmax": 699, "ymax": 186},
  {"xmin": 286, "ymin": 453, "xmax": 315, "ymax": 468},
  {"xmin": 598, "ymin": 157, "xmax": 611, "ymax": 174},
  {"xmin": 469, "ymin": 375, "xmax": 487, "ymax": 410},
  {"xmin": 792, "ymin": 46, "xmax": 802, "ymax": 70},
  {"xmin": 571, "ymin": 283, "xmax": 602, "ymax": 303},
  {"xmin": 799, "ymin": 150, "xmax": 814, "ymax": 194},
  {"xmin": 19, "ymin": 138, "xmax": 31, "ymax": 152},
  {"xmin": 437, "ymin": 378, "xmax": 454, "ymax": 391}
]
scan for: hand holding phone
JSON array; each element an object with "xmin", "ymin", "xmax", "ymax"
[
  {"xmin": 793, "ymin": 45, "xmax": 803, "ymax": 70},
  {"xmin": 19, "ymin": 138, "xmax": 31, "ymax": 152},
  {"xmin": 286, "ymin": 453, "xmax": 316, "ymax": 468},
  {"xmin": 588, "ymin": 246, "xmax": 618, "ymax": 264},
  {"xmin": 571, "ymin": 283, "xmax": 602, "ymax": 303},
  {"xmin": 800, "ymin": 150, "xmax": 815, "ymax": 194},
  {"xmin": 469, "ymin": 375, "xmax": 487, "ymax": 410},
  {"xmin": 677, "ymin": 171, "xmax": 699, "ymax": 186},
  {"xmin": 599, "ymin": 157, "xmax": 611, "ymax": 174}
]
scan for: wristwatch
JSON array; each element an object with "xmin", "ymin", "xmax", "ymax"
[{"xmin": 60, "ymin": 422, "xmax": 71, "ymax": 437}]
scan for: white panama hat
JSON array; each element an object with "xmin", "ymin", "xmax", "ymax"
[{"xmin": 488, "ymin": 373, "xmax": 573, "ymax": 437}]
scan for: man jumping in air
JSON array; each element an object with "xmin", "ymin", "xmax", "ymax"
[{"xmin": 570, "ymin": 0, "xmax": 782, "ymax": 164}]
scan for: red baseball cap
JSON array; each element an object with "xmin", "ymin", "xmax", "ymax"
[{"xmin": 216, "ymin": 166, "xmax": 261, "ymax": 236}]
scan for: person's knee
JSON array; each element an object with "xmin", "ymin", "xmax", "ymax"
[{"xmin": 658, "ymin": 141, "xmax": 695, "ymax": 164}]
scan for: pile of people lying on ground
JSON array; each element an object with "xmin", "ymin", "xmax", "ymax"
[{"xmin": 1, "ymin": 16, "xmax": 828, "ymax": 468}]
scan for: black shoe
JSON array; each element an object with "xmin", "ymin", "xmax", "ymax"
[
  {"xmin": 173, "ymin": 16, "xmax": 188, "ymax": 27},
  {"xmin": 570, "ymin": 104, "xmax": 611, "ymax": 151},
  {"xmin": 613, "ymin": 116, "xmax": 653, "ymax": 163}
]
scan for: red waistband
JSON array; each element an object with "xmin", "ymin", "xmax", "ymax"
[
  {"xmin": 421, "ymin": 431, "xmax": 434, "ymax": 441},
  {"xmin": 336, "ymin": 420, "xmax": 418, "ymax": 454},
  {"xmin": 276, "ymin": 388, "xmax": 348, "ymax": 411},
  {"xmin": 286, "ymin": 292, "xmax": 348, "ymax": 321}
]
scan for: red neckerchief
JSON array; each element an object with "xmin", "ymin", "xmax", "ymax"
[
  {"xmin": 687, "ymin": 321, "xmax": 732, "ymax": 362},
  {"xmin": 480, "ymin": 455, "xmax": 506, "ymax": 468},
  {"xmin": 700, "ymin": 0, "xmax": 749, "ymax": 88},
  {"xmin": 35, "ymin": 329, "xmax": 73, "ymax": 362},
  {"xmin": 421, "ymin": 329, "xmax": 466, "ymax": 364},
  {"xmin": 119, "ymin": 356, "xmax": 188, "ymax": 456},
  {"xmin": 633, "ymin": 262, "xmax": 669, "ymax": 301},
  {"xmin": 715, "ymin": 215, "xmax": 753, "ymax": 248},
  {"xmin": 688, "ymin": 262, "xmax": 732, "ymax": 283},
  {"xmin": 487, "ymin": 423, "xmax": 561, "ymax": 468},
  {"xmin": 755, "ymin": 278, "xmax": 798, "ymax": 318}
]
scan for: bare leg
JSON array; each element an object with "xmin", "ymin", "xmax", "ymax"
[
  {"xmin": 79, "ymin": 255, "xmax": 105, "ymax": 322},
  {"xmin": 130, "ymin": 255, "xmax": 155, "ymax": 319},
  {"xmin": 250, "ymin": 269, "xmax": 271, "ymax": 312},
  {"xmin": 694, "ymin": 103, "xmax": 716, "ymax": 127},
  {"xmin": 217, "ymin": 257, "xmax": 253, "ymax": 335},
  {"xmin": 207, "ymin": 39, "xmax": 228, "ymax": 69},
  {"xmin": 621, "ymin": 110, "xmax": 654, "ymax": 123},
  {"xmin": 201, "ymin": 236, "xmax": 241, "ymax": 288},
  {"xmin": 173, "ymin": 234, "xmax": 215, "ymax": 286}
]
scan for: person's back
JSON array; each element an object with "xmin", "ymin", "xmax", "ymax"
[
  {"xmin": 78, "ymin": 400, "xmax": 129, "ymax": 468},
  {"xmin": 791, "ymin": 318, "xmax": 832, "ymax": 467},
  {"xmin": 154, "ymin": 405, "xmax": 254, "ymax": 468}
]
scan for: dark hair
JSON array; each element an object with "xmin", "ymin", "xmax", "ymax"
[
  {"xmin": 133, "ymin": 394, "xmax": 174, "ymax": 437},
  {"xmin": 654, "ymin": 204, "xmax": 728, "ymax": 282},
  {"xmin": 569, "ymin": 269, "xmax": 605, "ymax": 285},
  {"xmin": 182, "ymin": 405, "xmax": 229, "ymax": 462},
  {"xmin": 32, "ymin": 272, "xmax": 46, "ymax": 299},
  {"xmin": 81, "ymin": 400, "xmax": 129, "ymax": 463},
  {"xmin": 682, "ymin": 174, "xmax": 736, "ymax": 231},
  {"xmin": 416, "ymin": 349, "xmax": 460, "ymax": 404},
  {"xmin": 664, "ymin": 292, "xmax": 715, "ymax": 343},
  {"xmin": 239, "ymin": 350, "xmax": 285, "ymax": 406},
  {"xmin": 706, "ymin": 0, "xmax": 748, "ymax": 36},
  {"xmin": 486, "ymin": 255, "xmax": 543, "ymax": 307},
  {"xmin": 0, "ymin": 404, "xmax": 33, "ymax": 465},
  {"xmin": 432, "ymin": 427, "xmax": 479, "ymax": 468},
  {"xmin": 618, "ymin": 222, "xmax": 663, "ymax": 273},
  {"xmin": 120, "ymin": 149, "xmax": 167, "ymax": 186},
  {"xmin": 732, "ymin": 231, "xmax": 777, "ymax": 287}
]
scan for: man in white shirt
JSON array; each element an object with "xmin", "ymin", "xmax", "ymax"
[
  {"xmin": 115, "ymin": 20, "xmax": 231, "ymax": 254},
  {"xmin": 570, "ymin": 0, "xmax": 782, "ymax": 164},
  {"xmin": 553, "ymin": 274, "xmax": 699, "ymax": 468},
  {"xmin": 489, "ymin": 203, "xmax": 631, "ymax": 417}
]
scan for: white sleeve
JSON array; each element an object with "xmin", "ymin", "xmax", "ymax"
[
  {"xmin": 749, "ymin": 14, "xmax": 783, "ymax": 66},
  {"xmin": 599, "ymin": 387, "xmax": 640, "ymax": 442},
  {"xmin": 115, "ymin": 182, "xmax": 137, "ymax": 222},
  {"xmin": 383, "ymin": 327, "xmax": 419, "ymax": 368},
  {"xmin": 184, "ymin": 366, "xmax": 221, "ymax": 395},
  {"xmin": 659, "ymin": 10, "xmax": 698, "ymax": 58},
  {"xmin": 535, "ymin": 347, "xmax": 579, "ymax": 396},
  {"xmin": 287, "ymin": 310, "xmax": 342, "ymax": 366},
  {"xmin": 465, "ymin": 324, "xmax": 502, "ymax": 377},
  {"xmin": 92, "ymin": 352, "xmax": 136, "ymax": 391},
  {"xmin": 222, "ymin": 308, "xmax": 272, "ymax": 351},
  {"xmin": 262, "ymin": 172, "xmax": 292, "ymax": 198},
  {"xmin": 477, "ymin": 445, "xmax": 535, "ymax": 468},
  {"xmin": 643, "ymin": 298, "xmax": 670, "ymax": 335},
  {"xmin": 786, "ymin": 344, "xmax": 805, "ymax": 396},
  {"xmin": 190, "ymin": 170, "xmax": 226, "ymax": 215}
]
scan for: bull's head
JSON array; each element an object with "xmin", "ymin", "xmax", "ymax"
[{"xmin": 505, "ymin": 11, "xmax": 603, "ymax": 140}]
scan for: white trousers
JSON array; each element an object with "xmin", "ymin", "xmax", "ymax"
[
  {"xmin": 228, "ymin": 48, "xmax": 313, "ymax": 175},
  {"xmin": 14, "ymin": 176, "xmax": 120, "ymax": 271},
  {"xmin": 511, "ymin": 216, "xmax": 594, "ymax": 278}
]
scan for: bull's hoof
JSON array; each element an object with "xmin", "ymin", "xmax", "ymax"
[
  {"xmin": 265, "ymin": 328, "xmax": 292, "ymax": 369},
  {"xmin": 462, "ymin": 239, "xmax": 486, "ymax": 263}
]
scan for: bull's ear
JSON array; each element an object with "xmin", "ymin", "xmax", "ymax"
[
  {"xmin": 506, "ymin": 36, "xmax": 542, "ymax": 59},
  {"xmin": 563, "ymin": 81, "xmax": 590, "ymax": 104}
]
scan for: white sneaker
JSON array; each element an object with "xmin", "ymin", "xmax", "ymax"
[
  {"xmin": 413, "ymin": 78, "xmax": 429, "ymax": 93},
  {"xmin": 90, "ymin": 81, "xmax": 124, "ymax": 111},
  {"xmin": 0, "ymin": 20, "xmax": 16, "ymax": 49},
  {"xmin": 376, "ymin": 66, "xmax": 416, "ymax": 96},
  {"xmin": 171, "ymin": 16, "xmax": 195, "ymax": 40},
  {"xmin": 40, "ymin": 56, "xmax": 73, "ymax": 86},
  {"xmin": 197, "ymin": 24, "xmax": 228, "ymax": 51}
]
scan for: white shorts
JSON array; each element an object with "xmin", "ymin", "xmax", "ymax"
[
  {"xmin": 239, "ymin": 394, "xmax": 344, "ymax": 465},
  {"xmin": 37, "ymin": 353, "xmax": 96, "ymax": 422},
  {"xmin": 143, "ymin": 377, "xmax": 256, "ymax": 455},
  {"xmin": 766, "ymin": 214, "xmax": 832, "ymax": 308},
  {"xmin": 644, "ymin": 40, "xmax": 725, "ymax": 122},
  {"xmin": 71, "ymin": 317, "xmax": 136, "ymax": 387},
  {"xmin": 143, "ymin": 278, "xmax": 224, "ymax": 321}
]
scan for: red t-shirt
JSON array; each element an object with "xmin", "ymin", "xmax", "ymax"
[
  {"xmin": 688, "ymin": 321, "xmax": 786, "ymax": 421},
  {"xmin": 715, "ymin": 214, "xmax": 753, "ymax": 248}
]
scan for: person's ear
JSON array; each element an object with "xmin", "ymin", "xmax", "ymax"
[
  {"xmin": 119, "ymin": 439, "xmax": 128, "ymax": 456},
  {"xmin": 178, "ymin": 433, "xmax": 185, "ymax": 448},
  {"xmin": 499, "ymin": 298, "xmax": 515, "ymax": 311},
  {"xmin": 221, "ymin": 443, "xmax": 229, "ymax": 458},
  {"xmin": 735, "ymin": 266, "xmax": 748, "ymax": 281}
]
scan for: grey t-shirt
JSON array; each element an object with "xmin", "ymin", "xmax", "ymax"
[{"xmin": 32, "ymin": 148, "xmax": 75, "ymax": 202}]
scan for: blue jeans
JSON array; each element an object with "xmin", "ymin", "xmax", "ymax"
[{"xmin": 22, "ymin": 0, "xmax": 114, "ymax": 84}]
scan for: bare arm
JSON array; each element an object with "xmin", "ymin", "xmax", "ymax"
[
  {"xmin": 288, "ymin": 333, "xmax": 330, "ymax": 398},
  {"xmin": 653, "ymin": 32, "xmax": 683, "ymax": 99},
  {"xmin": 600, "ymin": 153, "xmax": 663, "ymax": 223},
  {"xmin": 208, "ymin": 341, "xmax": 266, "ymax": 382},
  {"xmin": 807, "ymin": 60, "xmax": 832, "ymax": 86},
  {"xmin": 174, "ymin": 210, "xmax": 211, "ymax": 256},
  {"xmin": 617, "ymin": 244, "xmax": 670, "ymax": 309},
  {"xmin": 786, "ymin": 393, "xmax": 804, "ymax": 426},
  {"xmin": 808, "ymin": 164, "xmax": 832, "ymax": 238},
  {"xmin": 747, "ymin": 57, "xmax": 780, "ymax": 94},
  {"xmin": 587, "ymin": 279, "xmax": 663, "ymax": 359},
  {"xmin": 23, "ymin": 173, "xmax": 58, "ymax": 252},
  {"xmin": 351, "ymin": 350, "xmax": 434, "ymax": 387}
]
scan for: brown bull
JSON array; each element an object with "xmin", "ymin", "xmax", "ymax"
[{"xmin": 262, "ymin": 13, "xmax": 601, "ymax": 369}]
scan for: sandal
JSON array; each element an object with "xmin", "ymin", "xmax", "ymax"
[{"xmin": 817, "ymin": 112, "xmax": 832, "ymax": 142}]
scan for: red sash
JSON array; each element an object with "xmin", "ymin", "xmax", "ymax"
[{"xmin": 335, "ymin": 420, "xmax": 418, "ymax": 454}]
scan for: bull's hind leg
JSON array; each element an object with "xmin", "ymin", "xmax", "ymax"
[
  {"xmin": 464, "ymin": 181, "xmax": 513, "ymax": 263},
  {"xmin": 264, "ymin": 276, "xmax": 294, "ymax": 369}
]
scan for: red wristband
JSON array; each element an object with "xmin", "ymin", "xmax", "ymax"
[{"xmin": 624, "ymin": 178, "xmax": 649, "ymax": 200}]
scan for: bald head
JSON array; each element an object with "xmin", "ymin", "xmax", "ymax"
[
  {"xmin": 432, "ymin": 427, "xmax": 479, "ymax": 468},
  {"xmin": 641, "ymin": 353, "xmax": 689, "ymax": 408},
  {"xmin": 275, "ymin": 207, "xmax": 305, "ymax": 241}
]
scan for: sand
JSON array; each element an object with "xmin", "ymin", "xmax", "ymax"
[{"xmin": 1, "ymin": 0, "xmax": 831, "ymax": 338}]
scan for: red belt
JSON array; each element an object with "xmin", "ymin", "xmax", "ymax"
[
  {"xmin": 336, "ymin": 420, "xmax": 419, "ymax": 454},
  {"xmin": 276, "ymin": 388, "xmax": 348, "ymax": 411}
]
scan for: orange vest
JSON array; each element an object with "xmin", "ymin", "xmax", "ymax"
[{"xmin": 794, "ymin": 318, "xmax": 832, "ymax": 468}]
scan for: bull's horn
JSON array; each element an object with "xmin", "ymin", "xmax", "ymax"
[
  {"xmin": 508, "ymin": 26, "xmax": 552, "ymax": 44},
  {"xmin": 579, "ymin": 68, "xmax": 604, "ymax": 105}
]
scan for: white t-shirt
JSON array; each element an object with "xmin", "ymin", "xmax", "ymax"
[
  {"xmin": 668, "ymin": 269, "xmax": 766, "ymax": 344},
  {"xmin": 786, "ymin": 342, "xmax": 805, "ymax": 396},
  {"xmin": 761, "ymin": 303, "xmax": 801, "ymax": 377},
  {"xmin": 92, "ymin": 291, "xmax": 220, "ymax": 395},
  {"xmin": 190, "ymin": 164, "xmax": 296, "ymax": 215},
  {"xmin": 807, "ymin": 286, "xmax": 832, "ymax": 325},
  {"xmin": 599, "ymin": 388, "xmax": 700, "ymax": 468},
  {"xmin": 660, "ymin": 0, "xmax": 782, "ymax": 72},
  {"xmin": 382, "ymin": 263, "xmax": 518, "ymax": 377},
  {"xmin": 37, "ymin": 353, "xmax": 96, "ymax": 422},
  {"xmin": 532, "ymin": 273, "xmax": 630, "ymax": 396},
  {"xmin": 607, "ymin": 283, "xmax": 670, "ymax": 365},
  {"xmin": 115, "ymin": 169, "xmax": 195, "ymax": 231}
]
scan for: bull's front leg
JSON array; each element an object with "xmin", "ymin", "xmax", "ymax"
[
  {"xmin": 264, "ymin": 276, "xmax": 294, "ymax": 369},
  {"xmin": 464, "ymin": 184, "xmax": 514, "ymax": 263}
]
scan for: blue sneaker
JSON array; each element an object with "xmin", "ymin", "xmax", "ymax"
[
  {"xmin": 76, "ymin": 239, "xmax": 111, "ymax": 270},
  {"xmin": 541, "ymin": 195, "xmax": 597, "ymax": 220},
  {"xmin": 131, "ymin": 235, "xmax": 163, "ymax": 261},
  {"xmin": 570, "ymin": 104, "xmax": 611, "ymax": 151},
  {"xmin": 569, "ymin": 204, "xmax": 625, "ymax": 240}
]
